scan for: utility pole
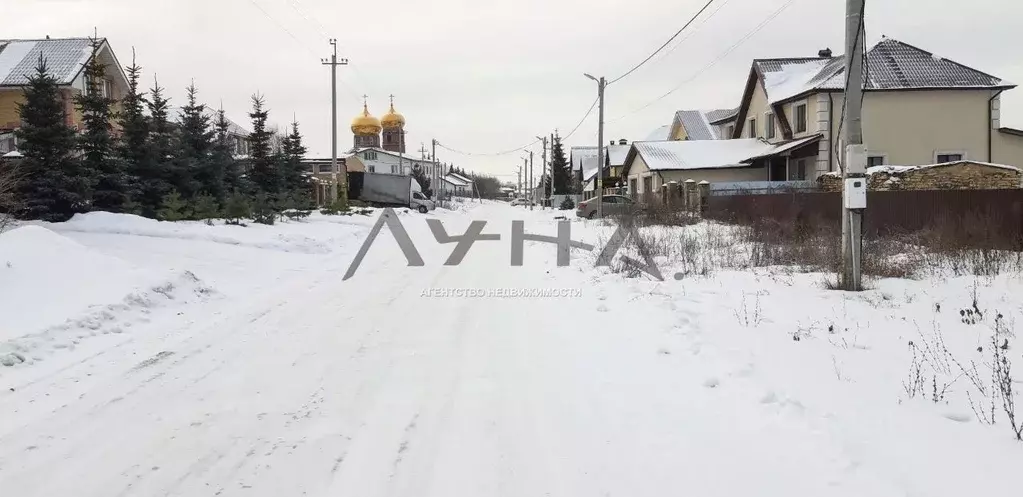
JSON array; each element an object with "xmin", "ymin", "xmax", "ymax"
[
  {"xmin": 431, "ymin": 139, "xmax": 438, "ymax": 200},
  {"xmin": 536, "ymin": 135, "xmax": 548, "ymax": 208},
  {"xmin": 518, "ymin": 162, "xmax": 523, "ymax": 199},
  {"xmin": 585, "ymin": 73, "xmax": 606, "ymax": 219},
  {"xmin": 321, "ymin": 39, "xmax": 349, "ymax": 205},
  {"xmin": 529, "ymin": 150, "xmax": 534, "ymax": 210},
  {"xmin": 550, "ymin": 132, "xmax": 555, "ymax": 207},
  {"xmin": 842, "ymin": 0, "xmax": 867, "ymax": 290}
]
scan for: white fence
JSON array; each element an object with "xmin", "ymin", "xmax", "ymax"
[{"xmin": 708, "ymin": 180, "xmax": 816, "ymax": 196}]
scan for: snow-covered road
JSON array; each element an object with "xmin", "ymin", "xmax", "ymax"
[{"xmin": 2, "ymin": 203, "xmax": 1021, "ymax": 496}]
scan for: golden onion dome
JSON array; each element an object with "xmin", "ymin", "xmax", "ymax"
[
  {"xmin": 351, "ymin": 102, "xmax": 381, "ymax": 135},
  {"xmin": 380, "ymin": 100, "xmax": 405, "ymax": 129}
]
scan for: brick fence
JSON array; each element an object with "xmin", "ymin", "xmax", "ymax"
[
  {"xmin": 704, "ymin": 189, "xmax": 1023, "ymax": 249},
  {"xmin": 818, "ymin": 161, "xmax": 1022, "ymax": 192}
]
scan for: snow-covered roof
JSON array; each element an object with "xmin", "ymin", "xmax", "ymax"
[
  {"xmin": 674, "ymin": 109, "xmax": 734, "ymax": 140},
  {"xmin": 0, "ymin": 38, "xmax": 95, "ymax": 86},
  {"xmin": 754, "ymin": 37, "xmax": 1014, "ymax": 105},
  {"xmin": 630, "ymin": 139, "xmax": 777, "ymax": 171},
  {"xmin": 606, "ymin": 144, "xmax": 630, "ymax": 166},
  {"xmin": 3, "ymin": 150, "xmax": 23, "ymax": 158},
  {"xmin": 578, "ymin": 155, "xmax": 600, "ymax": 180},
  {"xmin": 644, "ymin": 125, "xmax": 671, "ymax": 141},
  {"xmin": 448, "ymin": 172, "xmax": 472, "ymax": 183},
  {"xmin": 705, "ymin": 108, "xmax": 738, "ymax": 124},
  {"xmin": 571, "ymin": 146, "xmax": 600, "ymax": 172},
  {"xmin": 442, "ymin": 174, "xmax": 470, "ymax": 187}
]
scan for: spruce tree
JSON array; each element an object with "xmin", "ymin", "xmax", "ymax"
[
  {"xmin": 75, "ymin": 38, "xmax": 127, "ymax": 212},
  {"xmin": 157, "ymin": 191, "xmax": 190, "ymax": 221},
  {"xmin": 15, "ymin": 56, "xmax": 88, "ymax": 221},
  {"xmin": 280, "ymin": 120, "xmax": 308, "ymax": 196},
  {"xmin": 117, "ymin": 48, "xmax": 149, "ymax": 211},
  {"xmin": 550, "ymin": 135, "xmax": 571, "ymax": 194},
  {"xmin": 174, "ymin": 82, "xmax": 214, "ymax": 198},
  {"xmin": 223, "ymin": 190, "xmax": 251, "ymax": 225},
  {"xmin": 143, "ymin": 76, "xmax": 174, "ymax": 213},
  {"xmin": 213, "ymin": 109, "xmax": 242, "ymax": 197},
  {"xmin": 247, "ymin": 94, "xmax": 277, "ymax": 194}
]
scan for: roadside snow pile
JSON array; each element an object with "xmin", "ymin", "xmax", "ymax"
[
  {"xmin": 0, "ymin": 225, "xmax": 215, "ymax": 368},
  {"xmin": 50, "ymin": 211, "xmax": 337, "ymax": 254}
]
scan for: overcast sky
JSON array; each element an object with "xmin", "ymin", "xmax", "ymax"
[{"xmin": 8, "ymin": 0, "xmax": 1023, "ymax": 183}]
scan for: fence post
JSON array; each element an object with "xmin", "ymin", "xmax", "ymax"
[
  {"xmin": 667, "ymin": 180, "xmax": 679, "ymax": 207},
  {"xmin": 684, "ymin": 179, "xmax": 697, "ymax": 212},
  {"xmin": 660, "ymin": 183, "xmax": 668, "ymax": 205},
  {"xmin": 698, "ymin": 180, "xmax": 710, "ymax": 214}
]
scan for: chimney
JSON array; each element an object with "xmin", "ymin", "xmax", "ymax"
[
  {"xmin": 618, "ymin": 139, "xmax": 627, "ymax": 145},
  {"xmin": 818, "ymin": 48, "xmax": 832, "ymax": 58},
  {"xmin": 610, "ymin": 140, "xmax": 615, "ymax": 146}
]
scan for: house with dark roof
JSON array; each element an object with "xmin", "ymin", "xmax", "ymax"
[
  {"xmin": 728, "ymin": 37, "xmax": 1023, "ymax": 181},
  {"xmin": 0, "ymin": 37, "xmax": 129, "ymax": 134}
]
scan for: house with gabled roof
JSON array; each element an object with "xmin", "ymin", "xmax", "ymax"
[
  {"xmin": 729, "ymin": 37, "xmax": 1023, "ymax": 181},
  {"xmin": 667, "ymin": 108, "xmax": 738, "ymax": 141},
  {"xmin": 0, "ymin": 37, "xmax": 128, "ymax": 134}
]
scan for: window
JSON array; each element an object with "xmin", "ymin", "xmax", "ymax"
[
  {"xmin": 104, "ymin": 80, "xmax": 114, "ymax": 98},
  {"xmin": 390, "ymin": 165, "xmax": 398, "ymax": 174},
  {"xmin": 867, "ymin": 156, "xmax": 885, "ymax": 167},
  {"xmin": 936, "ymin": 153, "xmax": 963, "ymax": 163},
  {"xmin": 385, "ymin": 134, "xmax": 392, "ymax": 144},
  {"xmin": 601, "ymin": 195, "xmax": 618, "ymax": 204},
  {"xmin": 766, "ymin": 113, "xmax": 776, "ymax": 139},
  {"xmin": 412, "ymin": 192, "xmax": 425, "ymax": 200},
  {"xmin": 364, "ymin": 151, "xmax": 377, "ymax": 160},
  {"xmin": 748, "ymin": 118, "xmax": 757, "ymax": 138},
  {"xmin": 726, "ymin": 125, "xmax": 734, "ymax": 139},
  {"xmin": 642, "ymin": 176, "xmax": 653, "ymax": 196},
  {"xmin": 795, "ymin": 103, "xmax": 807, "ymax": 133},
  {"xmin": 368, "ymin": 165, "xmax": 376, "ymax": 173},
  {"xmin": 789, "ymin": 158, "xmax": 807, "ymax": 180},
  {"xmin": 629, "ymin": 178, "xmax": 638, "ymax": 198}
]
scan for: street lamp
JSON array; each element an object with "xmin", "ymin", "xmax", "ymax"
[{"xmin": 584, "ymin": 73, "xmax": 606, "ymax": 220}]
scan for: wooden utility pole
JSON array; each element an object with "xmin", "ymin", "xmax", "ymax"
[{"xmin": 529, "ymin": 150, "xmax": 534, "ymax": 210}]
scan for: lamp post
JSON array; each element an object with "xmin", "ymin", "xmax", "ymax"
[{"xmin": 584, "ymin": 73, "xmax": 605, "ymax": 219}]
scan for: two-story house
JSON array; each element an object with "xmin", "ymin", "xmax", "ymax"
[
  {"xmin": 1, "ymin": 37, "xmax": 128, "ymax": 140},
  {"xmin": 729, "ymin": 37, "xmax": 1023, "ymax": 180}
]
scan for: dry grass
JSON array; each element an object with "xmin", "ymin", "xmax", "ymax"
[
  {"xmin": 604, "ymin": 200, "xmax": 1023, "ymax": 282},
  {"xmin": 0, "ymin": 160, "xmax": 20, "ymax": 234}
]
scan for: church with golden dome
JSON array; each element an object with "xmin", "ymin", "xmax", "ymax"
[{"xmin": 351, "ymin": 95, "xmax": 406, "ymax": 153}]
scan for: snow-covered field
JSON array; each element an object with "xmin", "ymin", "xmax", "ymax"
[{"xmin": 1, "ymin": 201, "xmax": 1021, "ymax": 496}]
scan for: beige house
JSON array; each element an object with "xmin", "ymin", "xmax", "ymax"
[
  {"xmin": 621, "ymin": 138, "xmax": 819, "ymax": 202},
  {"xmin": 728, "ymin": 38, "xmax": 1023, "ymax": 180},
  {"xmin": 667, "ymin": 108, "xmax": 737, "ymax": 141},
  {"xmin": 1, "ymin": 37, "xmax": 128, "ymax": 135}
]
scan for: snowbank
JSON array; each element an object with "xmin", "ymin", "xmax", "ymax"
[
  {"xmin": 50, "ymin": 212, "xmax": 339, "ymax": 254},
  {"xmin": 0, "ymin": 225, "xmax": 215, "ymax": 368}
]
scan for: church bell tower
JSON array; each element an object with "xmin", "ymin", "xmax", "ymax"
[
  {"xmin": 380, "ymin": 94, "xmax": 406, "ymax": 153},
  {"xmin": 351, "ymin": 96, "xmax": 381, "ymax": 149}
]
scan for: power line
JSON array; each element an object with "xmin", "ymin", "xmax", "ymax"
[
  {"xmin": 607, "ymin": 0, "xmax": 716, "ymax": 86},
  {"xmin": 245, "ymin": 0, "xmax": 316, "ymax": 57},
  {"xmin": 286, "ymin": 0, "xmax": 331, "ymax": 39},
  {"xmin": 608, "ymin": 0, "xmax": 798, "ymax": 122},
  {"xmin": 436, "ymin": 97, "xmax": 598, "ymax": 157}
]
